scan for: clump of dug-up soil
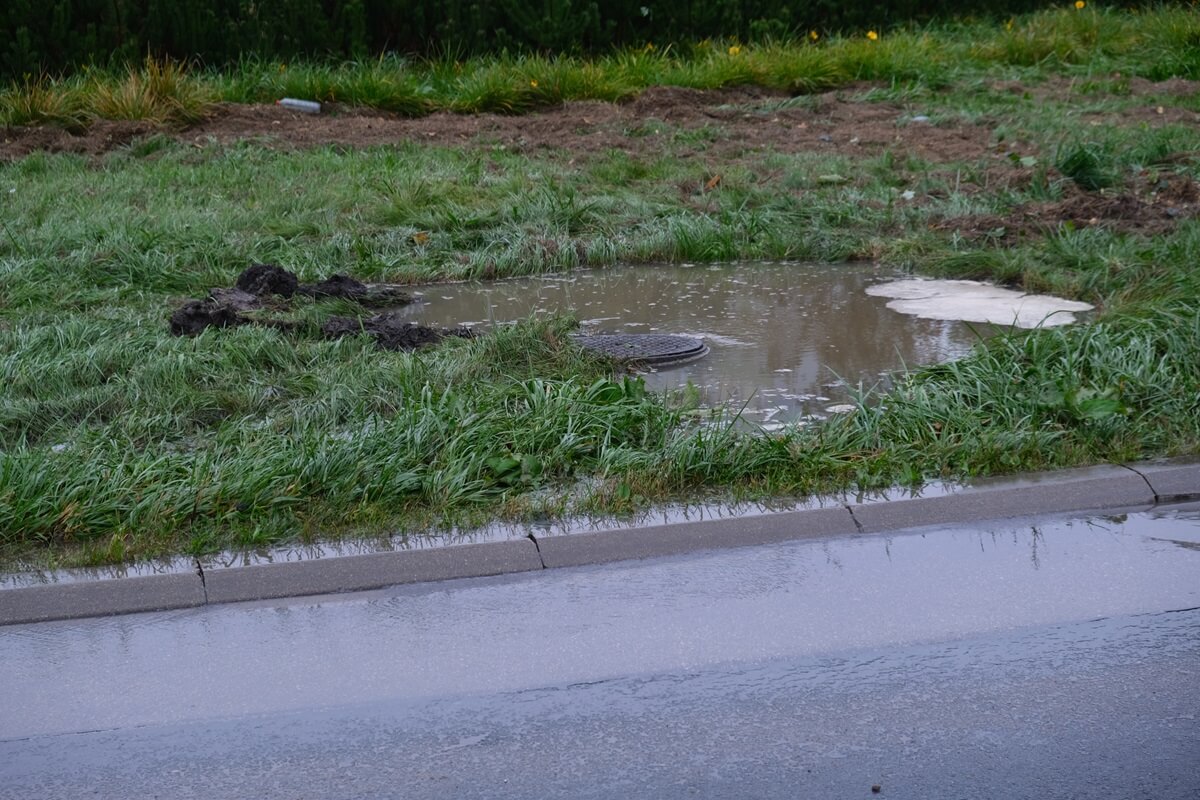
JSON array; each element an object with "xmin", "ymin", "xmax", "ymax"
[
  {"xmin": 169, "ymin": 285, "xmax": 300, "ymax": 336},
  {"xmin": 322, "ymin": 312, "xmax": 475, "ymax": 351},
  {"xmin": 169, "ymin": 296, "xmax": 246, "ymax": 336},
  {"xmin": 298, "ymin": 273, "xmax": 413, "ymax": 306},
  {"xmin": 230, "ymin": 263, "xmax": 412, "ymax": 305},
  {"xmin": 235, "ymin": 263, "xmax": 299, "ymax": 297},
  {"xmin": 170, "ymin": 263, "xmax": 415, "ymax": 338}
]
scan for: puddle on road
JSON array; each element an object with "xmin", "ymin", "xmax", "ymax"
[
  {"xmin": 3, "ymin": 505, "xmax": 1198, "ymax": 742},
  {"xmin": 401, "ymin": 262, "xmax": 1001, "ymax": 425}
]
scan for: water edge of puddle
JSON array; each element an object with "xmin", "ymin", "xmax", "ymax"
[{"xmin": 400, "ymin": 262, "xmax": 1014, "ymax": 425}]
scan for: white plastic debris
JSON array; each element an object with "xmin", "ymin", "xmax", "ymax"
[{"xmin": 277, "ymin": 98, "xmax": 322, "ymax": 114}]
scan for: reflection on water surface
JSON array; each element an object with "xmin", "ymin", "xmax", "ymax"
[{"xmin": 404, "ymin": 262, "xmax": 999, "ymax": 423}]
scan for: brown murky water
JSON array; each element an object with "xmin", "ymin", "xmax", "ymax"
[{"xmin": 402, "ymin": 262, "xmax": 997, "ymax": 424}]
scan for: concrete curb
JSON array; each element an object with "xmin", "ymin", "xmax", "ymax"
[
  {"xmin": 2, "ymin": 458, "xmax": 1197, "ymax": 626},
  {"xmin": 203, "ymin": 538, "xmax": 542, "ymax": 605},
  {"xmin": 0, "ymin": 572, "xmax": 207, "ymax": 626},
  {"xmin": 847, "ymin": 464, "xmax": 1154, "ymax": 533},
  {"xmin": 536, "ymin": 505, "xmax": 856, "ymax": 569},
  {"xmin": 1123, "ymin": 459, "xmax": 1200, "ymax": 501}
]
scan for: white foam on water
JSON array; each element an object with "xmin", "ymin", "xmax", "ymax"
[{"xmin": 866, "ymin": 279, "xmax": 1093, "ymax": 328}]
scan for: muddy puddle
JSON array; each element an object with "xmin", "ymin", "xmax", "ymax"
[{"xmin": 403, "ymin": 262, "xmax": 1001, "ymax": 425}]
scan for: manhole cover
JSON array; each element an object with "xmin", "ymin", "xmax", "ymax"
[{"xmin": 572, "ymin": 333, "xmax": 709, "ymax": 365}]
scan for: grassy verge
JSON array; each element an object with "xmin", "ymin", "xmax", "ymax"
[
  {"xmin": 1, "ymin": 6, "xmax": 1199, "ymax": 569},
  {"xmin": 2, "ymin": 6, "xmax": 1199, "ymax": 127}
]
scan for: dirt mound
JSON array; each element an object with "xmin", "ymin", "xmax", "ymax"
[
  {"xmin": 323, "ymin": 313, "xmax": 474, "ymax": 351},
  {"xmin": 170, "ymin": 264, "xmax": 415, "ymax": 338},
  {"xmin": 169, "ymin": 298, "xmax": 245, "ymax": 336},
  {"xmin": 298, "ymin": 273, "xmax": 413, "ymax": 306},
  {"xmin": 168, "ymin": 288, "xmax": 298, "ymax": 336},
  {"xmin": 236, "ymin": 263, "xmax": 299, "ymax": 297}
]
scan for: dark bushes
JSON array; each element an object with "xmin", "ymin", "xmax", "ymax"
[{"xmin": 3, "ymin": 0, "xmax": 1069, "ymax": 78}]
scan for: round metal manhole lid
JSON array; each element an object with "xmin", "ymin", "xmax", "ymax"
[{"xmin": 572, "ymin": 333, "xmax": 709, "ymax": 365}]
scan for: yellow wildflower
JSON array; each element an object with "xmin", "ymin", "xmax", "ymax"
[
  {"xmin": 1075, "ymin": 0, "xmax": 1085, "ymax": 7},
  {"xmin": 728, "ymin": 44, "xmax": 742, "ymax": 56},
  {"xmin": 644, "ymin": 42, "xmax": 655, "ymax": 53},
  {"xmin": 809, "ymin": 30, "xmax": 819, "ymax": 41},
  {"xmin": 530, "ymin": 79, "xmax": 538, "ymax": 88},
  {"xmin": 867, "ymin": 30, "xmax": 879, "ymax": 41}
]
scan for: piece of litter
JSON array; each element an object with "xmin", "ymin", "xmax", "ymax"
[
  {"xmin": 910, "ymin": 115, "xmax": 930, "ymax": 123},
  {"xmin": 277, "ymin": 98, "xmax": 321, "ymax": 114},
  {"xmin": 900, "ymin": 189, "xmax": 916, "ymax": 200}
]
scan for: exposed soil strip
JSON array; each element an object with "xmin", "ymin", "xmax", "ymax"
[
  {"xmin": 6, "ymin": 80, "xmax": 1198, "ymax": 244},
  {"xmin": 932, "ymin": 172, "xmax": 1200, "ymax": 242},
  {"xmin": 3, "ymin": 79, "xmax": 1197, "ymax": 165}
]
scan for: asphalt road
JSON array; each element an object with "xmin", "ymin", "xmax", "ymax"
[{"xmin": 2, "ymin": 505, "xmax": 1199, "ymax": 799}]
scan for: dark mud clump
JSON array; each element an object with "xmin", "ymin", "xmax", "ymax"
[
  {"xmin": 302, "ymin": 273, "xmax": 367, "ymax": 298},
  {"xmin": 169, "ymin": 298, "xmax": 246, "ymax": 336},
  {"xmin": 169, "ymin": 288, "xmax": 300, "ymax": 336},
  {"xmin": 172, "ymin": 265, "xmax": 414, "ymax": 337},
  {"xmin": 208, "ymin": 287, "xmax": 262, "ymax": 311},
  {"xmin": 236, "ymin": 263, "xmax": 300, "ymax": 297},
  {"xmin": 323, "ymin": 312, "xmax": 474, "ymax": 351},
  {"xmin": 298, "ymin": 273, "xmax": 412, "ymax": 306}
]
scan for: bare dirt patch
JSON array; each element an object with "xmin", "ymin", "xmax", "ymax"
[
  {"xmin": 932, "ymin": 172, "xmax": 1200, "ymax": 242},
  {"xmin": 4, "ymin": 79, "xmax": 1195, "ymax": 165},
  {"xmin": 0, "ymin": 119, "xmax": 156, "ymax": 159},
  {"xmin": 1082, "ymin": 104, "xmax": 1200, "ymax": 127},
  {"xmin": 1, "ymin": 86, "xmax": 993, "ymax": 164},
  {"xmin": 177, "ymin": 87, "xmax": 997, "ymax": 164}
]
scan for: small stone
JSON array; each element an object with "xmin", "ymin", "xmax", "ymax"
[{"xmin": 872, "ymin": 785, "xmax": 882, "ymax": 794}]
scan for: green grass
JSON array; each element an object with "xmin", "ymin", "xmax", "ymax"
[{"xmin": 1, "ymin": 6, "xmax": 1200, "ymax": 569}]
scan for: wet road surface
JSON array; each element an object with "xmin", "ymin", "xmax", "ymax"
[{"xmin": 2, "ymin": 505, "xmax": 1199, "ymax": 798}]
